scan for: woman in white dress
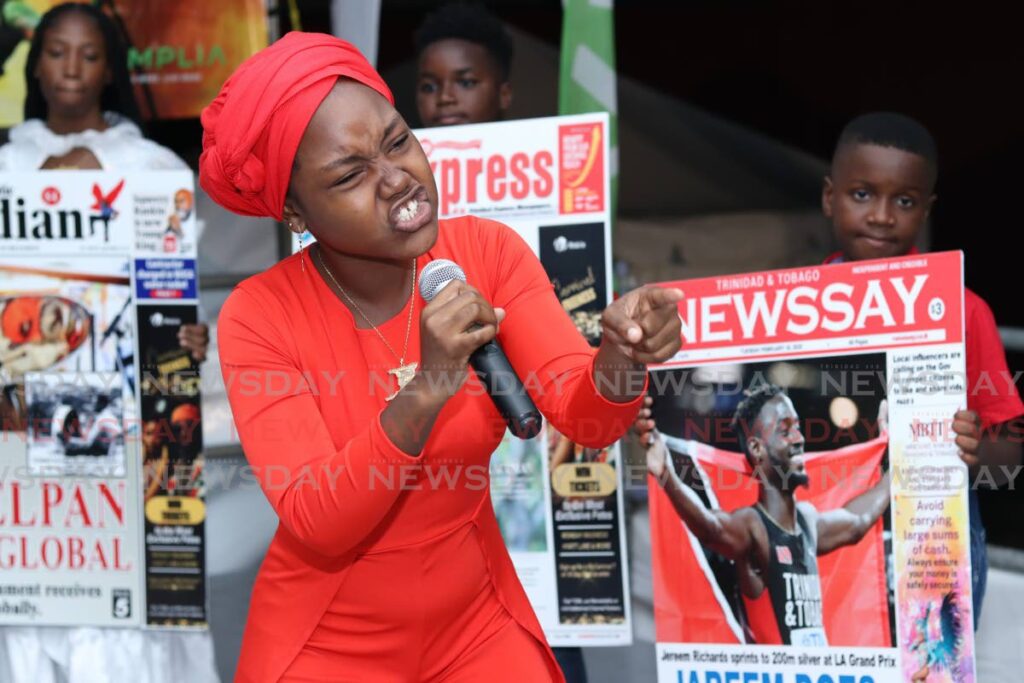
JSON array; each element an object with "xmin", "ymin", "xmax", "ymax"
[{"xmin": 0, "ymin": 4, "xmax": 215, "ymax": 681}]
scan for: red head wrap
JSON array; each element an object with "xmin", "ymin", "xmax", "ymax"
[{"xmin": 199, "ymin": 32, "xmax": 394, "ymax": 220}]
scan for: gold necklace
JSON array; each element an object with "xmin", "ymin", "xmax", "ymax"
[{"xmin": 316, "ymin": 247, "xmax": 418, "ymax": 401}]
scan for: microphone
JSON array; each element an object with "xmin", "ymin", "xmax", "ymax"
[{"xmin": 419, "ymin": 259, "xmax": 542, "ymax": 439}]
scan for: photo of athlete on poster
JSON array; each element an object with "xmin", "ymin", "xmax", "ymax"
[{"xmin": 646, "ymin": 355, "xmax": 896, "ymax": 648}]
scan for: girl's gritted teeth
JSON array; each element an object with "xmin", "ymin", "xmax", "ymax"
[
  {"xmin": 391, "ymin": 190, "xmax": 432, "ymax": 232},
  {"xmin": 398, "ymin": 199, "xmax": 419, "ymax": 222}
]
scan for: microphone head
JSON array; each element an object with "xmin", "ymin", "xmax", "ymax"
[{"xmin": 419, "ymin": 259, "xmax": 466, "ymax": 302}]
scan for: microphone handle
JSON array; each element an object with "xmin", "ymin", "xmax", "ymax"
[{"xmin": 468, "ymin": 341, "xmax": 542, "ymax": 439}]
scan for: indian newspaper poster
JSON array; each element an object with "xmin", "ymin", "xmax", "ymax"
[
  {"xmin": 417, "ymin": 113, "xmax": 630, "ymax": 647},
  {"xmin": 0, "ymin": 170, "xmax": 207, "ymax": 628},
  {"xmin": 0, "ymin": 0, "xmax": 268, "ymax": 125},
  {"xmin": 645, "ymin": 251, "xmax": 976, "ymax": 683}
]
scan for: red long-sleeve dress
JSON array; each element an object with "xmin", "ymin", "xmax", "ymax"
[{"xmin": 218, "ymin": 216, "xmax": 644, "ymax": 681}]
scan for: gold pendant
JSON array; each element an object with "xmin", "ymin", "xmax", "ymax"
[{"xmin": 386, "ymin": 362, "xmax": 418, "ymax": 401}]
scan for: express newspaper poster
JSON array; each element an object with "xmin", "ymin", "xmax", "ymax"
[
  {"xmin": 0, "ymin": 0, "xmax": 268, "ymax": 125},
  {"xmin": 0, "ymin": 170, "xmax": 207, "ymax": 628},
  {"xmin": 417, "ymin": 113, "xmax": 631, "ymax": 647},
  {"xmin": 646, "ymin": 252, "xmax": 976, "ymax": 682}
]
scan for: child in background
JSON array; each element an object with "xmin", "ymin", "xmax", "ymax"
[
  {"xmin": 820, "ymin": 112, "xmax": 1024, "ymax": 622},
  {"xmin": 414, "ymin": 2, "xmax": 513, "ymax": 128}
]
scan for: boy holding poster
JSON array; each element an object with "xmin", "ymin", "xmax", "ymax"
[
  {"xmin": 820, "ymin": 112, "xmax": 1024, "ymax": 619},
  {"xmin": 641, "ymin": 112, "xmax": 1023, "ymax": 622},
  {"xmin": 640, "ymin": 112, "xmax": 1020, "ymax": 682}
]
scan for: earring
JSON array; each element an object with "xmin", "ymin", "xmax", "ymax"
[{"xmin": 293, "ymin": 224, "xmax": 306, "ymax": 272}]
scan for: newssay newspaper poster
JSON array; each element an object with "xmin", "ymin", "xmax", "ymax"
[
  {"xmin": 0, "ymin": 171, "xmax": 207, "ymax": 628},
  {"xmin": 646, "ymin": 251, "xmax": 976, "ymax": 682},
  {"xmin": 416, "ymin": 113, "xmax": 632, "ymax": 647}
]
